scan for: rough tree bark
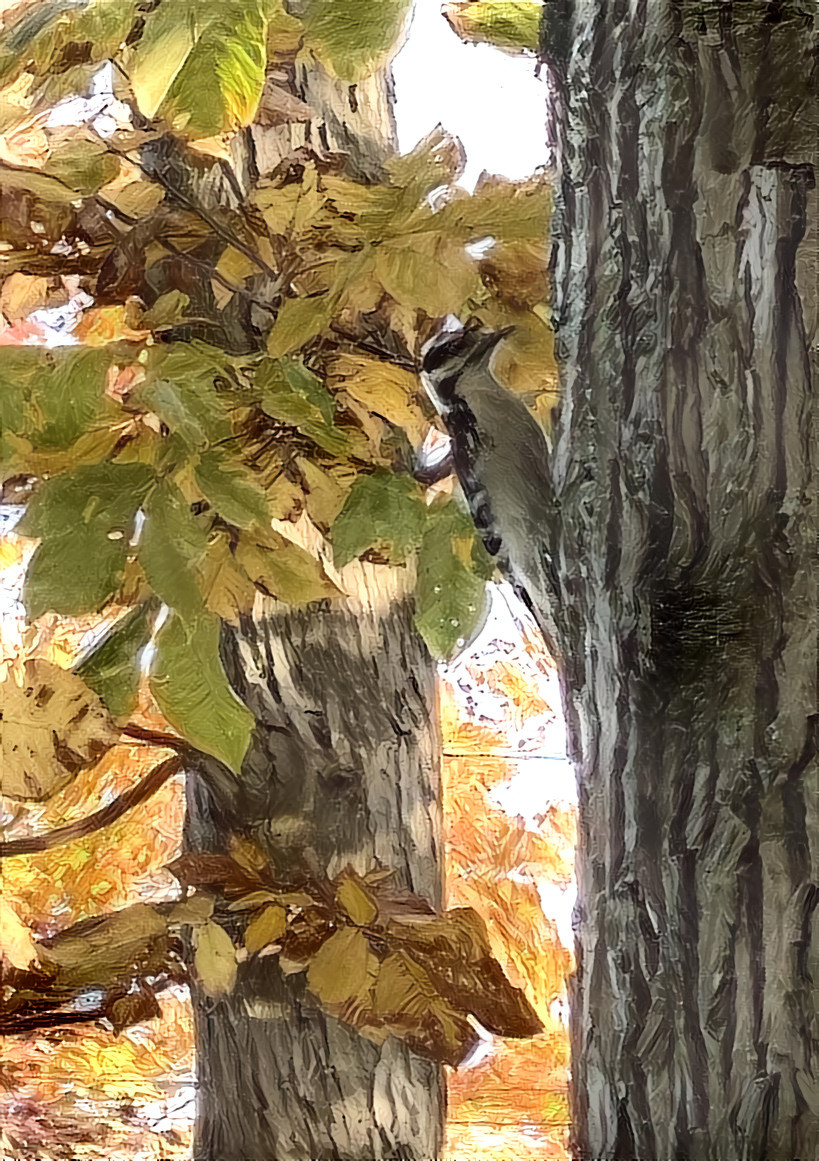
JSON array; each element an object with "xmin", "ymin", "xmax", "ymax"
[
  {"xmin": 186, "ymin": 592, "xmax": 444, "ymax": 1161},
  {"xmin": 539, "ymin": 3, "xmax": 817, "ymax": 1159},
  {"xmin": 179, "ymin": 57, "xmax": 447, "ymax": 1161}
]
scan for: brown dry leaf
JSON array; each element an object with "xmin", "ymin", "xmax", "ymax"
[
  {"xmin": 38, "ymin": 903, "xmax": 169, "ymax": 990},
  {"xmin": 108, "ymin": 986, "xmax": 162, "ymax": 1033},
  {"xmin": 0, "ymin": 659, "xmax": 119, "ymax": 800},
  {"xmin": 336, "ymin": 874, "xmax": 378, "ymax": 926},
  {"xmin": 389, "ymin": 908, "xmax": 542, "ymax": 1041},
  {"xmin": 371, "ymin": 949, "xmax": 478, "ymax": 1067},
  {"xmin": 167, "ymin": 853, "xmax": 265, "ymax": 897},
  {"xmin": 244, "ymin": 903, "xmax": 287, "ymax": 955},
  {"xmin": 194, "ymin": 920, "xmax": 237, "ymax": 997},
  {"xmin": 306, "ymin": 926, "xmax": 378, "ymax": 1007}
]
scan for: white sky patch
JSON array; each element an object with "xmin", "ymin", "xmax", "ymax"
[{"xmin": 393, "ymin": 0, "xmax": 547, "ymax": 189}]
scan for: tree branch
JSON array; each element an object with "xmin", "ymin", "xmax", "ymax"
[{"xmin": 0, "ymin": 754, "xmax": 183, "ymax": 858}]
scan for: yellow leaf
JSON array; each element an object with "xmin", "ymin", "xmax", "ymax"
[
  {"xmin": 0, "ymin": 901, "xmax": 38, "ymax": 970},
  {"xmin": 296, "ymin": 456, "xmax": 348, "ymax": 527},
  {"xmin": 0, "ymin": 659, "xmax": 118, "ymax": 801},
  {"xmin": 336, "ymin": 876, "xmax": 378, "ymax": 926},
  {"xmin": 327, "ymin": 354, "xmax": 427, "ymax": 448},
  {"xmin": 194, "ymin": 920, "xmax": 237, "ymax": 997},
  {"xmin": 244, "ymin": 903, "xmax": 287, "ymax": 955},
  {"xmin": 307, "ymin": 926, "xmax": 377, "ymax": 1007}
]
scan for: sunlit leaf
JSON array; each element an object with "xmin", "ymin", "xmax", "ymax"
[
  {"xmin": 18, "ymin": 463, "xmax": 154, "ymax": 618},
  {"xmin": 150, "ymin": 609, "xmax": 253, "ymax": 773},
  {"xmin": 301, "ymin": 0, "xmax": 411, "ymax": 80},
  {"xmin": 0, "ymin": 659, "xmax": 118, "ymax": 801},
  {"xmin": 331, "ymin": 470, "xmax": 427, "ymax": 568},
  {"xmin": 244, "ymin": 903, "xmax": 287, "ymax": 955},
  {"xmin": 194, "ymin": 919, "xmax": 237, "ymax": 996}
]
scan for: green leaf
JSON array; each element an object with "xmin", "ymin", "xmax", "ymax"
[
  {"xmin": 330, "ymin": 470, "xmax": 427, "ymax": 568},
  {"xmin": 18, "ymin": 464, "xmax": 154, "ymax": 619},
  {"xmin": 130, "ymin": 0, "xmax": 268, "ymax": 136},
  {"xmin": 165, "ymin": 0, "xmax": 268, "ymax": 137},
  {"xmin": 414, "ymin": 502, "xmax": 491, "ymax": 659},
  {"xmin": 140, "ymin": 342, "xmax": 234, "ymax": 448},
  {"xmin": 195, "ymin": 451, "xmax": 270, "ymax": 529},
  {"xmin": 443, "ymin": 1, "xmax": 542, "ymax": 53},
  {"xmin": 302, "ymin": 0, "xmax": 411, "ymax": 81},
  {"xmin": 256, "ymin": 356, "xmax": 349, "ymax": 456},
  {"xmin": 266, "ymin": 294, "xmax": 332, "ymax": 358},
  {"xmin": 279, "ymin": 358, "xmax": 335, "ymax": 425},
  {"xmin": 0, "ymin": 347, "xmax": 113, "ymax": 450},
  {"xmin": 140, "ymin": 482, "xmax": 208, "ymax": 616},
  {"xmin": 150, "ymin": 610, "xmax": 254, "ymax": 774},
  {"xmin": 74, "ymin": 599, "xmax": 159, "ymax": 723},
  {"xmin": 43, "ymin": 139, "xmax": 120, "ymax": 196}
]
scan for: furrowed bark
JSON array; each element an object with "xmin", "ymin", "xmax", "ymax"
[
  {"xmin": 541, "ymin": 3, "xmax": 817, "ymax": 1158},
  {"xmin": 186, "ymin": 597, "xmax": 444, "ymax": 1161}
]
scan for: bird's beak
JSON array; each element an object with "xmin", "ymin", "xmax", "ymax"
[{"xmin": 473, "ymin": 325, "xmax": 514, "ymax": 359}]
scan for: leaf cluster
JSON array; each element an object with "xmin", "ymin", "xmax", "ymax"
[
  {"xmin": 0, "ymin": 4, "xmax": 556, "ymax": 774},
  {"xmin": 1, "ymin": 860, "xmax": 541, "ymax": 1066}
]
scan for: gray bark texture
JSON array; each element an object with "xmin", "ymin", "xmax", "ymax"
[
  {"xmin": 186, "ymin": 600, "xmax": 444, "ymax": 1161},
  {"xmin": 540, "ymin": 3, "xmax": 818, "ymax": 1159}
]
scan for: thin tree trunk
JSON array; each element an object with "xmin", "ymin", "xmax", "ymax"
[
  {"xmin": 186, "ymin": 597, "xmax": 444, "ymax": 1161},
  {"xmin": 541, "ymin": 3, "xmax": 817, "ymax": 1158},
  {"xmin": 166, "ymin": 49, "xmax": 447, "ymax": 1158}
]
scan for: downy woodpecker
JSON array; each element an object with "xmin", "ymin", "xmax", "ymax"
[{"xmin": 420, "ymin": 322, "xmax": 560, "ymax": 644}]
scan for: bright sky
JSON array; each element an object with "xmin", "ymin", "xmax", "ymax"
[{"xmin": 392, "ymin": 0, "xmax": 548, "ymax": 188}]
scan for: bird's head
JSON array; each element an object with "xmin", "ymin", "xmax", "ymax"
[{"xmin": 420, "ymin": 320, "xmax": 514, "ymax": 407}]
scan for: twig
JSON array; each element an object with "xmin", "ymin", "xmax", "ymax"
[{"xmin": 0, "ymin": 754, "xmax": 182, "ymax": 858}]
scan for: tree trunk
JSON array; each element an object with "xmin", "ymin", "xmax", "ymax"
[
  {"xmin": 185, "ymin": 595, "xmax": 444, "ymax": 1161},
  {"xmin": 542, "ymin": 3, "xmax": 817, "ymax": 1159},
  {"xmin": 163, "ymin": 49, "xmax": 446, "ymax": 1159}
]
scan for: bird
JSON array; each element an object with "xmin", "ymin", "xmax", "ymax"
[{"xmin": 420, "ymin": 319, "xmax": 561, "ymax": 650}]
